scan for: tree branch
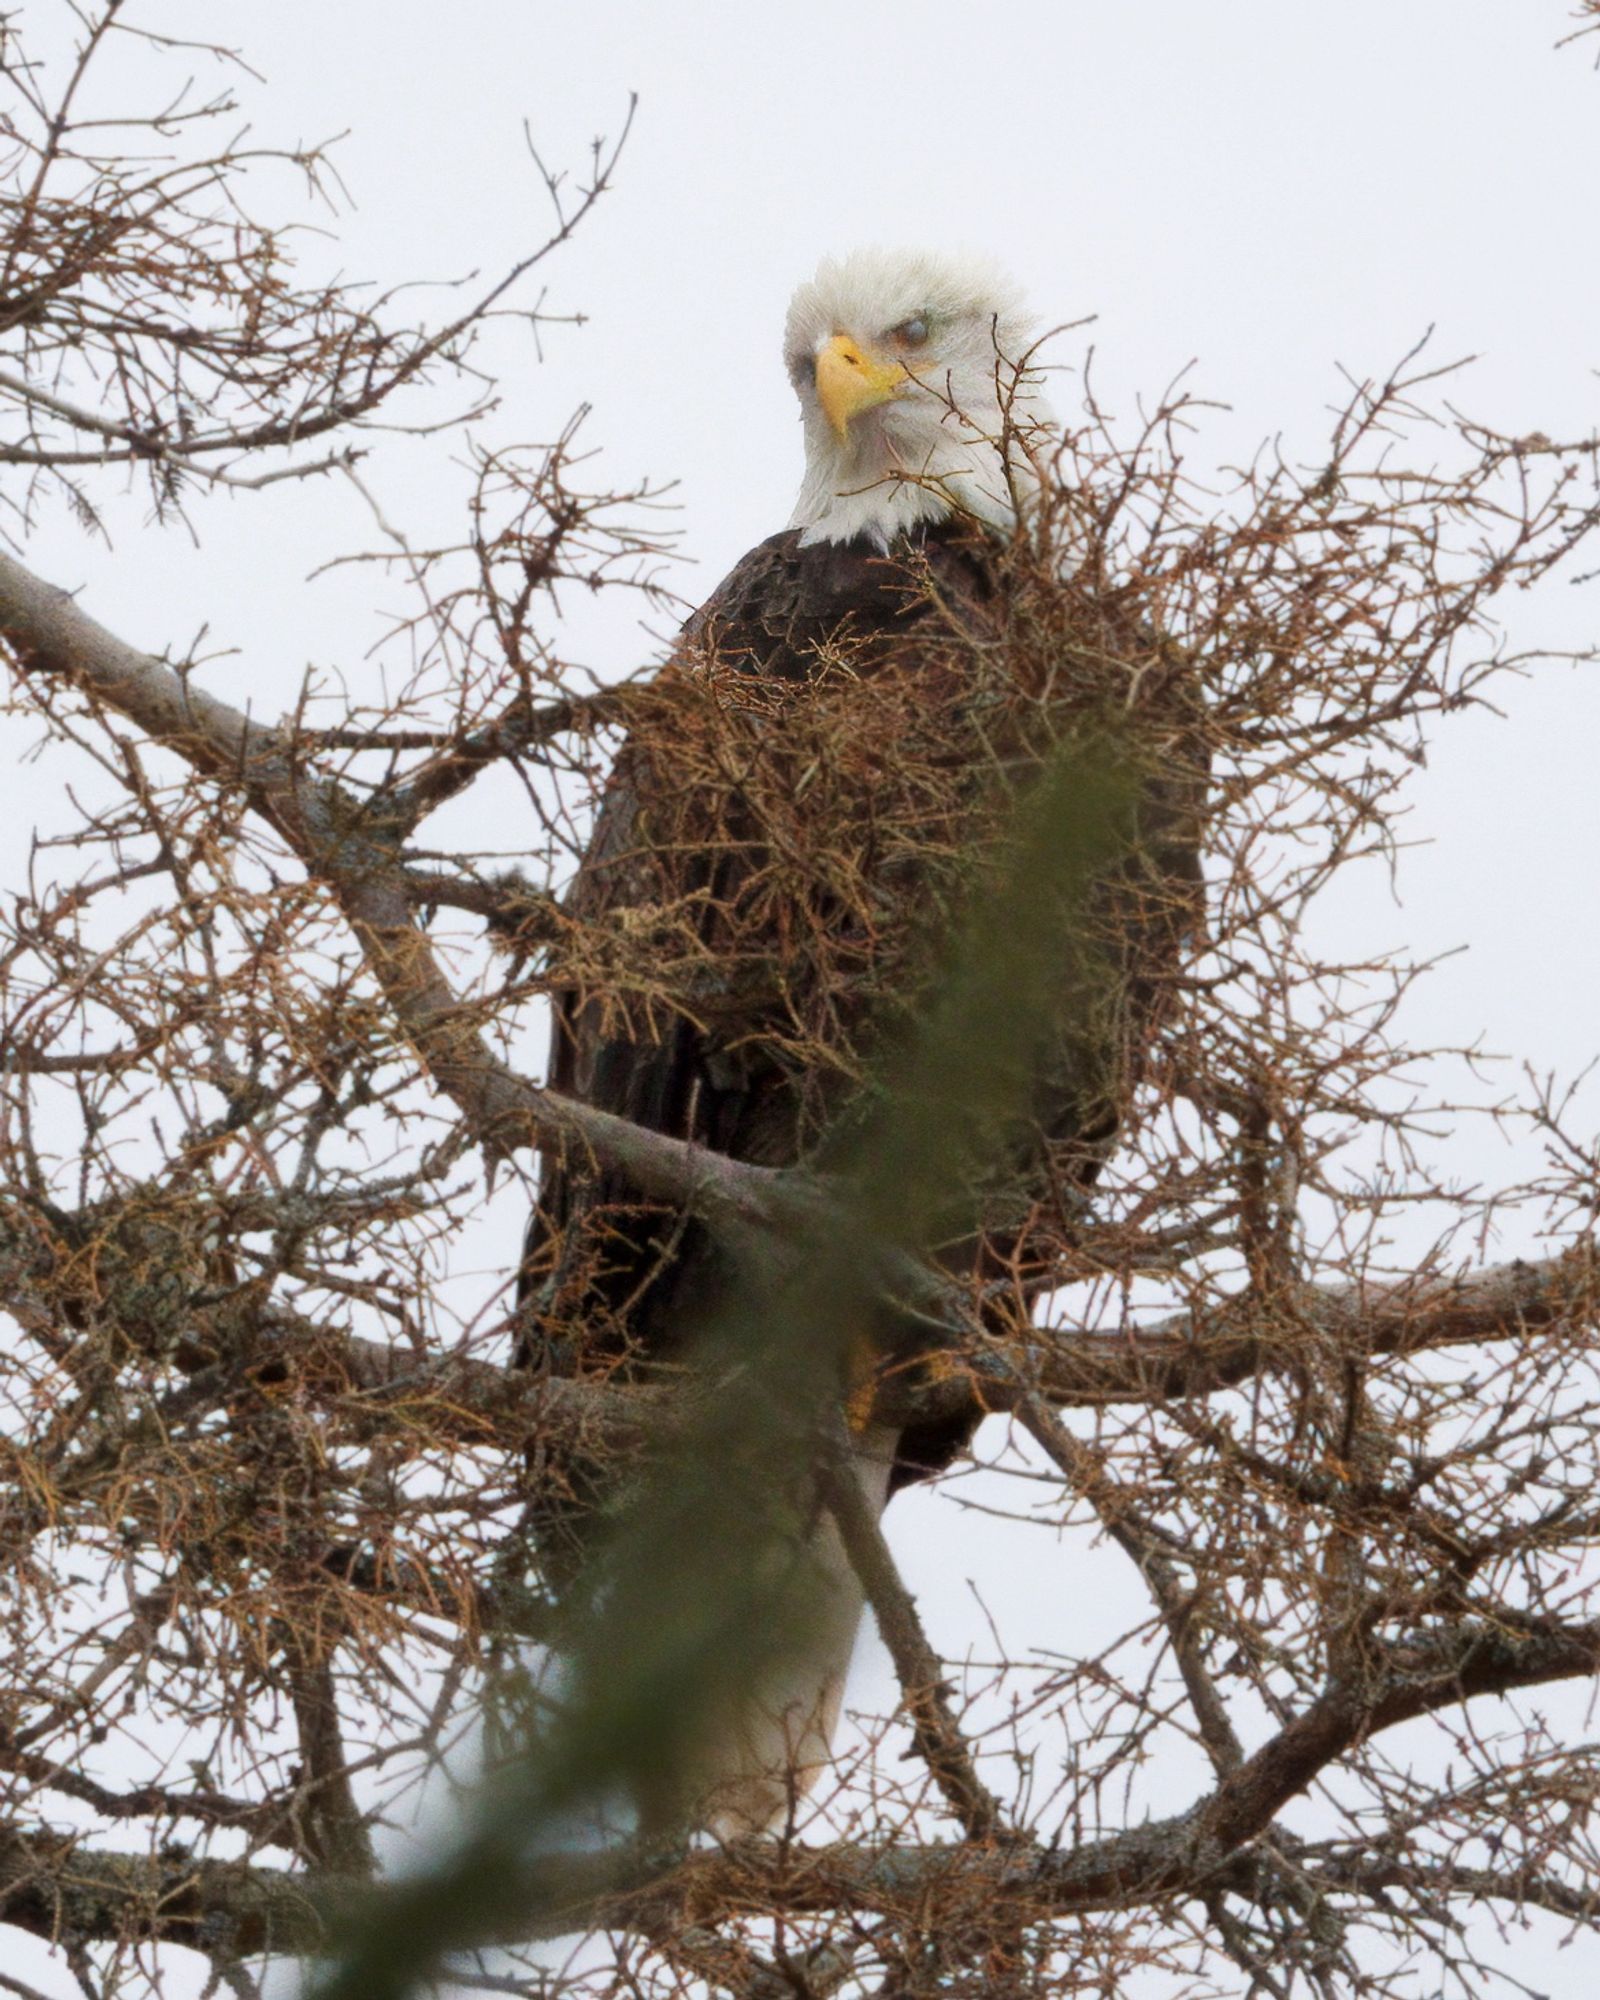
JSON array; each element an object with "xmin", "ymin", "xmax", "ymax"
[
  {"xmin": 0, "ymin": 548, "xmax": 773, "ymax": 1223},
  {"xmin": 821, "ymin": 1423, "xmax": 1006, "ymax": 1841},
  {"xmin": 1016, "ymin": 1395, "xmax": 1245, "ymax": 1776},
  {"xmin": 11, "ymin": 1581, "xmax": 1596, "ymax": 1967}
]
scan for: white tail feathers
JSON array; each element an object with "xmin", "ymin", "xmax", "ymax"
[{"xmin": 694, "ymin": 1424, "xmax": 898, "ymax": 1839}]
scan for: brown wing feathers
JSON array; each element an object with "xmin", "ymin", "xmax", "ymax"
[{"xmin": 518, "ymin": 521, "xmax": 1202, "ymax": 1524}]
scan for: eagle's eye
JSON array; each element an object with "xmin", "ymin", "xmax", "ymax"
[
  {"xmin": 890, "ymin": 315, "xmax": 931, "ymax": 350},
  {"xmin": 787, "ymin": 351, "xmax": 816, "ymax": 391}
]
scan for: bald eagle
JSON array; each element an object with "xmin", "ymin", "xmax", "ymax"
[{"xmin": 521, "ymin": 249, "xmax": 1200, "ymax": 1834}]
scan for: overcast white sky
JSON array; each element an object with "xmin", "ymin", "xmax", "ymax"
[{"xmin": 6, "ymin": 3, "xmax": 1600, "ymax": 1993}]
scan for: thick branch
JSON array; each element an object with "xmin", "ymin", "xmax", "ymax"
[
  {"xmin": 0, "ymin": 1827, "xmax": 327, "ymax": 1961},
  {"xmin": 992, "ymin": 1245, "xmax": 1599, "ymax": 1412},
  {"xmin": 282, "ymin": 1648, "xmax": 376, "ymax": 1878},
  {"xmin": 0, "ymin": 549, "xmax": 772, "ymax": 1224}
]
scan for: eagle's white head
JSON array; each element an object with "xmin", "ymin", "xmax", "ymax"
[{"xmin": 784, "ymin": 248, "xmax": 1049, "ymax": 550}]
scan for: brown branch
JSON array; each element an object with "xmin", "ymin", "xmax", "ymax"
[
  {"xmin": 1015, "ymin": 1395, "xmax": 1245, "ymax": 1776},
  {"xmin": 0, "ymin": 548, "xmax": 774, "ymax": 1225},
  {"xmin": 119, "ymin": 1237, "xmax": 1600, "ymax": 1477},
  {"xmin": 4, "ymin": 1178, "xmax": 1585, "ymax": 1486},
  {"xmin": 1315, "ymin": 1852, "xmax": 1600, "ymax": 1926},
  {"xmin": 400, "ymin": 864, "xmax": 565, "ymax": 943},
  {"xmin": 0, "ymin": 1738, "xmax": 272, "ymax": 1843},
  {"xmin": 9, "ymin": 1587, "xmax": 179, "ymax": 1755},
  {"xmin": 220, "ymin": 1240, "xmax": 1600, "ymax": 1442},
  {"xmin": 385, "ymin": 684, "xmax": 644, "ymax": 827},
  {"xmin": 12, "ymin": 1584, "xmax": 1596, "ymax": 1961},
  {"xmin": 0, "ymin": 1826, "xmax": 328, "ymax": 1961},
  {"xmin": 282, "ymin": 1648, "xmax": 376, "ymax": 1878},
  {"xmin": 991, "ymin": 1245, "xmax": 1600, "ymax": 1412},
  {"xmin": 821, "ymin": 1424, "xmax": 1006, "ymax": 1841}
]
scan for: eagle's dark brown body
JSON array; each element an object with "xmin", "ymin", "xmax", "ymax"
[{"xmin": 520, "ymin": 516, "xmax": 1200, "ymax": 1547}]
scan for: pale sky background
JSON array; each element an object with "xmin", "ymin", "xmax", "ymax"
[{"xmin": 4, "ymin": 2, "xmax": 1600, "ymax": 1994}]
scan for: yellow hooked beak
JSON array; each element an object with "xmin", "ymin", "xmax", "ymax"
[{"xmin": 815, "ymin": 332, "xmax": 912, "ymax": 440}]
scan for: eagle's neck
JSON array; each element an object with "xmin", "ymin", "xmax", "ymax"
[{"xmin": 790, "ymin": 407, "xmax": 1029, "ymax": 552}]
